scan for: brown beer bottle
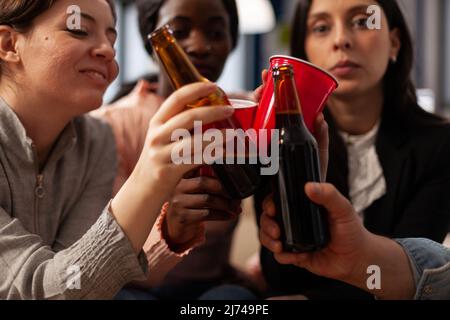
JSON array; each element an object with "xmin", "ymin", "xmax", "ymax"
[
  {"xmin": 273, "ymin": 64, "xmax": 329, "ymax": 252},
  {"xmin": 148, "ymin": 24, "xmax": 260, "ymax": 199}
]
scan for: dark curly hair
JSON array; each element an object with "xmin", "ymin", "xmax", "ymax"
[{"xmin": 136, "ymin": 0, "xmax": 239, "ymax": 56}]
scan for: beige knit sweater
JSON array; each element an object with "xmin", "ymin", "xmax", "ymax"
[{"xmin": 0, "ymin": 98, "xmax": 149, "ymax": 299}]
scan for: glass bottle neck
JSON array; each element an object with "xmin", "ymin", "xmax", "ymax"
[
  {"xmin": 274, "ymin": 72, "xmax": 306, "ymax": 128},
  {"xmin": 149, "ymin": 26, "xmax": 207, "ymax": 89}
]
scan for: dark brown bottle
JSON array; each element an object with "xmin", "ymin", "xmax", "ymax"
[
  {"xmin": 273, "ymin": 64, "xmax": 329, "ymax": 252},
  {"xmin": 148, "ymin": 24, "xmax": 260, "ymax": 199}
]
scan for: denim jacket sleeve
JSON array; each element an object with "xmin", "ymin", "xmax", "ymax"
[{"xmin": 396, "ymin": 238, "xmax": 450, "ymax": 300}]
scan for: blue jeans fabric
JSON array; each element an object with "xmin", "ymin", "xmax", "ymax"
[
  {"xmin": 115, "ymin": 284, "xmax": 257, "ymax": 300},
  {"xmin": 396, "ymin": 238, "xmax": 450, "ymax": 300},
  {"xmin": 114, "ymin": 287, "xmax": 158, "ymax": 300}
]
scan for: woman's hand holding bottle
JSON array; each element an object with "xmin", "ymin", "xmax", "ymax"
[{"xmin": 111, "ymin": 83, "xmax": 234, "ymax": 253}]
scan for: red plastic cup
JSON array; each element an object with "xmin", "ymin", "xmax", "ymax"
[
  {"xmin": 230, "ymin": 98, "xmax": 258, "ymax": 131},
  {"xmin": 200, "ymin": 98, "xmax": 258, "ymax": 177},
  {"xmin": 253, "ymin": 55, "xmax": 338, "ymax": 135}
]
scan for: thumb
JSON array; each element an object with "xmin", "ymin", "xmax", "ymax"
[
  {"xmin": 262, "ymin": 193, "xmax": 276, "ymax": 217},
  {"xmin": 305, "ymin": 182, "xmax": 356, "ymax": 223},
  {"xmin": 261, "ymin": 69, "xmax": 268, "ymax": 85},
  {"xmin": 134, "ymin": 79, "xmax": 152, "ymax": 95},
  {"xmin": 253, "ymin": 69, "xmax": 269, "ymax": 102}
]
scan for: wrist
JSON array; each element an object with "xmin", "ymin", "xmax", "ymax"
[
  {"xmin": 161, "ymin": 218, "xmax": 185, "ymax": 253},
  {"xmin": 341, "ymin": 231, "xmax": 415, "ymax": 299},
  {"xmin": 129, "ymin": 161, "xmax": 168, "ymax": 200},
  {"xmin": 110, "ymin": 172, "xmax": 165, "ymax": 254},
  {"xmin": 372, "ymin": 235, "xmax": 416, "ymax": 299},
  {"xmin": 338, "ymin": 229, "xmax": 377, "ymax": 288},
  {"xmin": 161, "ymin": 206, "xmax": 204, "ymax": 253}
]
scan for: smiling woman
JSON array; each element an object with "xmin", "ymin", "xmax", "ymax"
[
  {"xmin": 0, "ymin": 0, "xmax": 119, "ymax": 116},
  {"xmin": 92, "ymin": 0, "xmax": 261, "ymax": 301},
  {"xmin": 0, "ymin": 0, "xmax": 234, "ymax": 300}
]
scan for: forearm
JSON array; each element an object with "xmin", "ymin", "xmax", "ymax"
[
  {"xmin": 343, "ymin": 233, "xmax": 416, "ymax": 299},
  {"xmin": 111, "ymin": 165, "xmax": 167, "ymax": 254}
]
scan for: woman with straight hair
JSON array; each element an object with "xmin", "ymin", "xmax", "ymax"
[{"xmin": 254, "ymin": 0, "xmax": 450, "ymax": 299}]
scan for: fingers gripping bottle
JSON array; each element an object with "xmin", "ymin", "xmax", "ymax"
[{"xmin": 149, "ymin": 24, "xmax": 260, "ymax": 199}]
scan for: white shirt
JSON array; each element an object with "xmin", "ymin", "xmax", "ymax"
[{"xmin": 339, "ymin": 123, "xmax": 387, "ymax": 217}]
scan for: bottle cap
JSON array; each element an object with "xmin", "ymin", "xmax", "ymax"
[{"xmin": 272, "ymin": 64, "xmax": 294, "ymax": 78}]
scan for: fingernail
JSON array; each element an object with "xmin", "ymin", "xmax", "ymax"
[
  {"xmin": 224, "ymin": 106, "xmax": 235, "ymax": 115},
  {"xmin": 310, "ymin": 182, "xmax": 321, "ymax": 195},
  {"xmin": 205, "ymin": 83, "xmax": 217, "ymax": 91},
  {"xmin": 318, "ymin": 113, "xmax": 324, "ymax": 123}
]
